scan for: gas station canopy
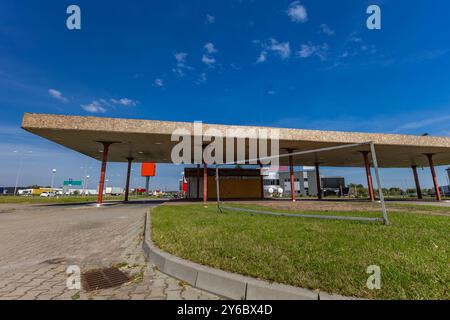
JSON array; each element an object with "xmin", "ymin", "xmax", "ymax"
[{"xmin": 21, "ymin": 113, "xmax": 450, "ymax": 168}]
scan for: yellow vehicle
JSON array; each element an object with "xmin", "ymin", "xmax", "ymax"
[{"xmin": 31, "ymin": 188, "xmax": 53, "ymax": 196}]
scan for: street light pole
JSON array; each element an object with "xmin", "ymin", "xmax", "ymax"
[
  {"xmin": 83, "ymin": 175, "xmax": 90, "ymax": 195},
  {"xmin": 13, "ymin": 150, "xmax": 32, "ymax": 195},
  {"xmin": 51, "ymin": 169, "xmax": 56, "ymax": 189}
]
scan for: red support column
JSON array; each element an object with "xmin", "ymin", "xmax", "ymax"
[
  {"xmin": 362, "ymin": 151, "xmax": 375, "ymax": 202},
  {"xmin": 426, "ymin": 154, "xmax": 441, "ymax": 201},
  {"xmin": 197, "ymin": 164, "xmax": 200, "ymax": 200},
  {"xmin": 411, "ymin": 165, "xmax": 423, "ymax": 200},
  {"xmin": 203, "ymin": 162, "xmax": 208, "ymax": 207},
  {"xmin": 124, "ymin": 157, "xmax": 133, "ymax": 202},
  {"xmin": 259, "ymin": 163, "xmax": 264, "ymax": 199},
  {"xmin": 97, "ymin": 142, "xmax": 111, "ymax": 205},
  {"xmin": 288, "ymin": 150, "xmax": 296, "ymax": 202},
  {"xmin": 315, "ymin": 163, "xmax": 322, "ymax": 200}
]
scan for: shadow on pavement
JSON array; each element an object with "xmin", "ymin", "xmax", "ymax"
[{"xmin": 33, "ymin": 199, "xmax": 169, "ymax": 208}]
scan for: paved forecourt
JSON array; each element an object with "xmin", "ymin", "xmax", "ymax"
[{"xmin": 0, "ymin": 201, "xmax": 219, "ymax": 300}]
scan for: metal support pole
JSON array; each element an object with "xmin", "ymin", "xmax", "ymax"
[
  {"xmin": 124, "ymin": 157, "xmax": 133, "ymax": 202},
  {"xmin": 370, "ymin": 142, "xmax": 389, "ymax": 225},
  {"xmin": 259, "ymin": 163, "xmax": 264, "ymax": 199},
  {"xmin": 145, "ymin": 176, "xmax": 150, "ymax": 196},
  {"xmin": 362, "ymin": 151, "xmax": 375, "ymax": 202},
  {"xmin": 411, "ymin": 165, "xmax": 423, "ymax": 200},
  {"xmin": 97, "ymin": 142, "xmax": 111, "ymax": 205},
  {"xmin": 289, "ymin": 150, "xmax": 296, "ymax": 202},
  {"xmin": 426, "ymin": 154, "xmax": 441, "ymax": 201},
  {"xmin": 203, "ymin": 162, "xmax": 208, "ymax": 207},
  {"xmin": 315, "ymin": 163, "xmax": 322, "ymax": 200},
  {"xmin": 215, "ymin": 166, "xmax": 222, "ymax": 213}
]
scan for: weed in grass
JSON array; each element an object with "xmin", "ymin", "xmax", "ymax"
[{"xmin": 71, "ymin": 292, "xmax": 80, "ymax": 300}]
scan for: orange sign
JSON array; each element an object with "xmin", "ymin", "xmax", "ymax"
[{"xmin": 141, "ymin": 163, "xmax": 156, "ymax": 177}]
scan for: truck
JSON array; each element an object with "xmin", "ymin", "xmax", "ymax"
[{"xmin": 105, "ymin": 187, "xmax": 124, "ymax": 195}]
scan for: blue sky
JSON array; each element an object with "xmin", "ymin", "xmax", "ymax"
[{"xmin": 1, "ymin": 0, "xmax": 450, "ymax": 190}]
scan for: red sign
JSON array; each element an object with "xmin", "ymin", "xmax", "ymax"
[{"xmin": 141, "ymin": 163, "xmax": 156, "ymax": 177}]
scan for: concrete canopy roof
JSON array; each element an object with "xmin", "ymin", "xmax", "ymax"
[{"xmin": 21, "ymin": 113, "xmax": 450, "ymax": 168}]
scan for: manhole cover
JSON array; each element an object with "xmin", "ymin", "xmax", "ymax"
[{"xmin": 82, "ymin": 267, "xmax": 130, "ymax": 291}]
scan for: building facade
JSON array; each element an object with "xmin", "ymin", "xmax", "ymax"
[{"xmin": 262, "ymin": 166, "xmax": 345, "ymax": 197}]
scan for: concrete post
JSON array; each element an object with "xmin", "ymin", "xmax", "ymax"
[
  {"xmin": 411, "ymin": 165, "xmax": 423, "ymax": 200},
  {"xmin": 426, "ymin": 154, "xmax": 441, "ymax": 201},
  {"xmin": 362, "ymin": 151, "xmax": 375, "ymax": 202},
  {"xmin": 97, "ymin": 142, "xmax": 111, "ymax": 205},
  {"xmin": 124, "ymin": 157, "xmax": 133, "ymax": 202}
]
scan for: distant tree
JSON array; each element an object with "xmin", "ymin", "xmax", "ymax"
[
  {"xmin": 348, "ymin": 183, "xmax": 368, "ymax": 198},
  {"xmin": 388, "ymin": 187, "xmax": 403, "ymax": 196}
]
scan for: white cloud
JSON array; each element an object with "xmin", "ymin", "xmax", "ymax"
[
  {"xmin": 267, "ymin": 90, "xmax": 276, "ymax": 95},
  {"xmin": 206, "ymin": 14, "xmax": 215, "ymax": 24},
  {"xmin": 172, "ymin": 52, "xmax": 192, "ymax": 77},
  {"xmin": 174, "ymin": 52, "xmax": 187, "ymax": 64},
  {"xmin": 202, "ymin": 42, "xmax": 218, "ymax": 66},
  {"xmin": 393, "ymin": 115, "xmax": 450, "ymax": 132},
  {"xmin": 153, "ymin": 78, "xmax": 164, "ymax": 87},
  {"xmin": 267, "ymin": 38, "xmax": 291, "ymax": 59},
  {"xmin": 287, "ymin": 1, "xmax": 307, "ymax": 23},
  {"xmin": 48, "ymin": 89, "xmax": 69, "ymax": 103},
  {"xmin": 256, "ymin": 51, "xmax": 267, "ymax": 63},
  {"xmin": 298, "ymin": 44, "xmax": 315, "ymax": 58},
  {"xmin": 254, "ymin": 39, "xmax": 291, "ymax": 62},
  {"xmin": 196, "ymin": 73, "xmax": 207, "ymax": 84},
  {"xmin": 81, "ymin": 101, "xmax": 106, "ymax": 113},
  {"xmin": 204, "ymin": 42, "xmax": 218, "ymax": 54},
  {"xmin": 297, "ymin": 43, "xmax": 329, "ymax": 60},
  {"xmin": 320, "ymin": 24, "xmax": 335, "ymax": 36},
  {"xmin": 202, "ymin": 54, "xmax": 216, "ymax": 66},
  {"xmin": 349, "ymin": 33, "xmax": 362, "ymax": 43},
  {"xmin": 110, "ymin": 98, "xmax": 138, "ymax": 106}
]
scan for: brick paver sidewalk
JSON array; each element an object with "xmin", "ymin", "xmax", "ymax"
[{"xmin": 0, "ymin": 201, "xmax": 219, "ymax": 300}]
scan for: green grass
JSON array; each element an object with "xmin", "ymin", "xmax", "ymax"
[{"xmin": 151, "ymin": 204, "xmax": 449, "ymax": 300}]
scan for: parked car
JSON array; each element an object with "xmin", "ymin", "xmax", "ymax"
[{"xmin": 40, "ymin": 192, "xmax": 56, "ymax": 197}]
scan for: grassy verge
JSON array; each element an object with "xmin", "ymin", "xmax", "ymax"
[
  {"xmin": 151, "ymin": 204, "xmax": 449, "ymax": 299},
  {"xmin": 386, "ymin": 203, "xmax": 450, "ymax": 214}
]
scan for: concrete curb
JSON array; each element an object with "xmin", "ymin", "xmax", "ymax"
[{"xmin": 142, "ymin": 210, "xmax": 357, "ymax": 300}]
